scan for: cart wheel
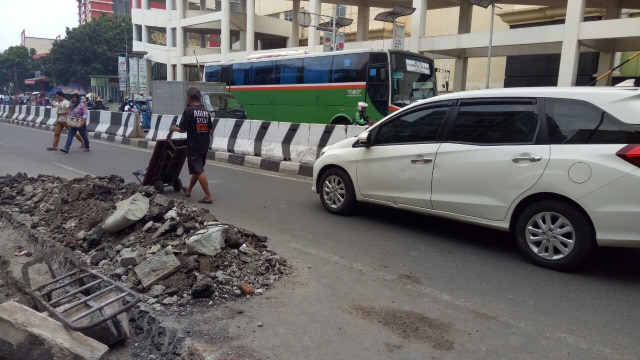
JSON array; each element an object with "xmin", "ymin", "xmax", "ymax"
[
  {"xmin": 173, "ymin": 178, "xmax": 183, "ymax": 192},
  {"xmin": 153, "ymin": 180, "xmax": 164, "ymax": 193}
]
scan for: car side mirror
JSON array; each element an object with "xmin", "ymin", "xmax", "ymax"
[{"xmin": 357, "ymin": 132, "xmax": 372, "ymax": 147}]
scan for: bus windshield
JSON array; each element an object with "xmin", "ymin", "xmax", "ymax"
[{"xmin": 390, "ymin": 52, "xmax": 437, "ymax": 107}]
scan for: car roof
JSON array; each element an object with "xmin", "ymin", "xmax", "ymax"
[
  {"xmin": 429, "ymin": 87, "xmax": 639, "ymax": 101},
  {"xmin": 412, "ymin": 87, "xmax": 640, "ymax": 124}
]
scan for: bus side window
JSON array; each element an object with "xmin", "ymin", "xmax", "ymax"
[
  {"xmin": 276, "ymin": 58, "xmax": 302, "ymax": 84},
  {"xmin": 303, "ymin": 56, "xmax": 331, "ymax": 84},
  {"xmin": 232, "ymin": 63, "xmax": 251, "ymax": 85},
  {"xmin": 251, "ymin": 61, "xmax": 275, "ymax": 85},
  {"xmin": 205, "ymin": 66, "xmax": 221, "ymax": 82},
  {"xmin": 332, "ymin": 53, "xmax": 368, "ymax": 83},
  {"xmin": 220, "ymin": 66, "xmax": 231, "ymax": 85}
]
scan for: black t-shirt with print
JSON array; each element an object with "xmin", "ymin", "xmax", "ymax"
[{"xmin": 179, "ymin": 104, "xmax": 213, "ymax": 154}]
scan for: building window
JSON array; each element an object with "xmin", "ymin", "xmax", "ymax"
[
  {"xmin": 284, "ymin": 10, "xmax": 293, "ymax": 21},
  {"xmin": 267, "ymin": 13, "xmax": 279, "ymax": 19},
  {"xmin": 338, "ymin": 5, "xmax": 346, "ymax": 17}
]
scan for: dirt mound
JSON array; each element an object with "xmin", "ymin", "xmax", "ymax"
[{"xmin": 0, "ymin": 172, "xmax": 291, "ymax": 358}]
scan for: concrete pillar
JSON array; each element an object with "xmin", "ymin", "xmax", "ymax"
[
  {"xmin": 246, "ymin": 0, "xmax": 255, "ymax": 53},
  {"xmin": 167, "ymin": 27, "xmax": 174, "ymax": 47},
  {"xmin": 200, "ymin": 0, "xmax": 206, "ymax": 10},
  {"xmin": 133, "ymin": 25, "xmax": 139, "ymax": 42},
  {"xmin": 452, "ymin": 3, "xmax": 472, "ymax": 91},
  {"xmin": 177, "ymin": 27, "xmax": 185, "ymax": 80},
  {"xmin": 168, "ymin": 63, "xmax": 175, "ymax": 81},
  {"xmin": 142, "ymin": 0, "xmax": 149, "ymax": 10},
  {"xmin": 289, "ymin": 0, "xmax": 301, "ymax": 47},
  {"xmin": 613, "ymin": 10, "xmax": 631, "ymax": 76},
  {"xmin": 142, "ymin": 25, "xmax": 149, "ymax": 44},
  {"xmin": 132, "ymin": 0, "xmax": 140, "ymax": 8},
  {"xmin": 177, "ymin": 0, "xmax": 184, "ymax": 17},
  {"xmin": 221, "ymin": 0, "xmax": 231, "ymax": 60},
  {"xmin": 176, "ymin": 0, "xmax": 185, "ymax": 81},
  {"xmin": 409, "ymin": 0, "xmax": 427, "ymax": 53},
  {"xmin": 594, "ymin": 6, "xmax": 622, "ymax": 86},
  {"xmin": 308, "ymin": 0, "xmax": 321, "ymax": 48},
  {"xmin": 558, "ymin": 0, "xmax": 585, "ymax": 86},
  {"xmin": 356, "ymin": 5, "xmax": 370, "ymax": 42}
]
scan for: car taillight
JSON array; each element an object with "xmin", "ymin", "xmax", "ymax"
[{"xmin": 616, "ymin": 145, "xmax": 640, "ymax": 167}]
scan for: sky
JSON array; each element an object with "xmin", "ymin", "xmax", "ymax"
[{"xmin": 0, "ymin": 0, "xmax": 79, "ymax": 52}]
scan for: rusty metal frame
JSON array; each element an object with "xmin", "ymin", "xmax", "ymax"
[{"xmin": 22, "ymin": 255, "xmax": 140, "ymax": 332}]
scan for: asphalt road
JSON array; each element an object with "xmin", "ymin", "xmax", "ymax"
[{"xmin": 1, "ymin": 122, "xmax": 639, "ymax": 360}]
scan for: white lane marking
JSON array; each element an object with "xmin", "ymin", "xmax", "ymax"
[{"xmin": 52, "ymin": 162, "xmax": 95, "ymax": 176}]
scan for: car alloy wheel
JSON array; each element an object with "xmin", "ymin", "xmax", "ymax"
[
  {"xmin": 524, "ymin": 211, "xmax": 575, "ymax": 260},
  {"xmin": 515, "ymin": 200, "xmax": 594, "ymax": 271},
  {"xmin": 319, "ymin": 168, "xmax": 356, "ymax": 215}
]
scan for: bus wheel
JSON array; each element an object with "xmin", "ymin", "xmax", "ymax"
[{"xmin": 332, "ymin": 117, "xmax": 351, "ymax": 125}]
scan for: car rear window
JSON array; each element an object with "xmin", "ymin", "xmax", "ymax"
[{"xmin": 544, "ymin": 98, "xmax": 640, "ymax": 144}]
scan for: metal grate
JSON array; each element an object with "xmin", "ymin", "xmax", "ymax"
[{"xmin": 22, "ymin": 255, "xmax": 140, "ymax": 332}]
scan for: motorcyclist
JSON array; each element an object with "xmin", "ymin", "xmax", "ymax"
[
  {"xmin": 354, "ymin": 102, "xmax": 371, "ymax": 126},
  {"xmin": 124, "ymin": 99, "xmax": 135, "ymax": 112},
  {"xmin": 119, "ymin": 97, "xmax": 129, "ymax": 112},
  {"xmin": 93, "ymin": 97, "xmax": 107, "ymax": 110}
]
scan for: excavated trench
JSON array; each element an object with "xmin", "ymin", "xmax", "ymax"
[{"xmin": 0, "ymin": 173, "xmax": 292, "ymax": 359}]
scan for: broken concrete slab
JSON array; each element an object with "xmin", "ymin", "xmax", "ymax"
[
  {"xmin": 118, "ymin": 247, "xmax": 141, "ymax": 267},
  {"xmin": 102, "ymin": 193, "xmax": 150, "ymax": 234},
  {"xmin": 186, "ymin": 225, "xmax": 227, "ymax": 257},
  {"xmin": 0, "ymin": 300, "xmax": 109, "ymax": 360},
  {"xmin": 134, "ymin": 249, "xmax": 181, "ymax": 288}
]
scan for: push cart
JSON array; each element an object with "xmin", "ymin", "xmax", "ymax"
[{"xmin": 133, "ymin": 130, "xmax": 187, "ymax": 193}]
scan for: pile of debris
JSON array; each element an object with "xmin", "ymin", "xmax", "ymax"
[{"xmin": 0, "ymin": 172, "xmax": 291, "ymax": 358}]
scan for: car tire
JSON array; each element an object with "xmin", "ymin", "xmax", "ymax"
[
  {"xmin": 515, "ymin": 200, "xmax": 595, "ymax": 271},
  {"xmin": 319, "ymin": 168, "xmax": 356, "ymax": 215}
]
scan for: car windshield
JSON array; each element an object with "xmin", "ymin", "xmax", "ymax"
[{"xmin": 203, "ymin": 94, "xmax": 242, "ymax": 112}]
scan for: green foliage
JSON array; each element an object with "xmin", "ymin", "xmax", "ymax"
[
  {"xmin": 49, "ymin": 15, "xmax": 132, "ymax": 86},
  {"xmin": 0, "ymin": 46, "xmax": 36, "ymax": 94}
]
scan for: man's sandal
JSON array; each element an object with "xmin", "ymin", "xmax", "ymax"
[{"xmin": 46, "ymin": 147, "xmax": 57, "ymax": 151}]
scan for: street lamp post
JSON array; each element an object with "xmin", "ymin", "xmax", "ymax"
[
  {"xmin": 470, "ymin": 0, "xmax": 497, "ymax": 89},
  {"xmin": 373, "ymin": 5, "xmax": 416, "ymax": 50},
  {"xmin": 298, "ymin": 6, "xmax": 353, "ymax": 52}
]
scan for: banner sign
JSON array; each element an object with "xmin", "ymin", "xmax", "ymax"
[{"xmin": 118, "ymin": 56, "xmax": 127, "ymax": 91}]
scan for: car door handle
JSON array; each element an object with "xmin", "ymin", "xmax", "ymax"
[
  {"xmin": 411, "ymin": 158, "xmax": 433, "ymax": 164},
  {"xmin": 512, "ymin": 154, "xmax": 543, "ymax": 163}
]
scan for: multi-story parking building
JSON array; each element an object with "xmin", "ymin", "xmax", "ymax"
[{"xmin": 130, "ymin": 0, "xmax": 640, "ymax": 92}]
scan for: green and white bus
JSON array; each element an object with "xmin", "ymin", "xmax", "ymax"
[{"xmin": 203, "ymin": 49, "xmax": 437, "ymax": 125}]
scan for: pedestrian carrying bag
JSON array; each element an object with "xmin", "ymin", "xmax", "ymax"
[{"xmin": 69, "ymin": 117, "xmax": 83, "ymax": 128}]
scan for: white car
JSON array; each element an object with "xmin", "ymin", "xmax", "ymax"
[{"xmin": 312, "ymin": 87, "xmax": 640, "ymax": 270}]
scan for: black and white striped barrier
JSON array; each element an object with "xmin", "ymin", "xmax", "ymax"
[
  {"xmin": 146, "ymin": 113, "xmax": 363, "ymax": 165},
  {"xmin": 0, "ymin": 105, "xmax": 9, "ymax": 119}
]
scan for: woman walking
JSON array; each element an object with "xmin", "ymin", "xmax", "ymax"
[{"xmin": 60, "ymin": 92, "xmax": 91, "ymax": 153}]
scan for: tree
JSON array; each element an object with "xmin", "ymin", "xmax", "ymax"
[
  {"xmin": 0, "ymin": 46, "xmax": 36, "ymax": 95},
  {"xmin": 49, "ymin": 15, "xmax": 132, "ymax": 87}
]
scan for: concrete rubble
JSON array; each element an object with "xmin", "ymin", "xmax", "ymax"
[
  {"xmin": 0, "ymin": 300, "xmax": 109, "ymax": 359},
  {"xmin": 0, "ymin": 173, "xmax": 292, "ymax": 359}
]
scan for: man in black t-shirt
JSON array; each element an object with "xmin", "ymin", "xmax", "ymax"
[{"xmin": 171, "ymin": 87, "xmax": 214, "ymax": 204}]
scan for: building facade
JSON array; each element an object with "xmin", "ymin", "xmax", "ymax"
[
  {"xmin": 130, "ymin": 0, "xmax": 640, "ymax": 92},
  {"xmin": 77, "ymin": 0, "xmax": 132, "ymax": 25}
]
